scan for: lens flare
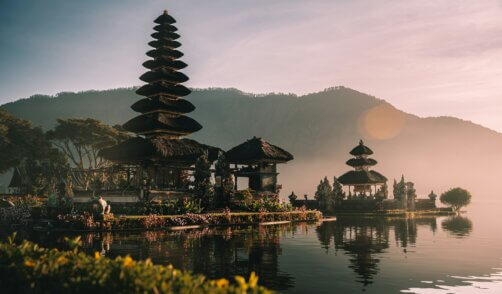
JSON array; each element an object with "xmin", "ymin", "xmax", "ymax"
[{"xmin": 359, "ymin": 104, "xmax": 406, "ymax": 140}]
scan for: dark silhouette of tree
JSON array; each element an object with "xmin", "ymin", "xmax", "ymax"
[
  {"xmin": 46, "ymin": 118, "xmax": 130, "ymax": 190},
  {"xmin": 193, "ymin": 151, "xmax": 214, "ymax": 209},
  {"xmin": 440, "ymin": 187, "xmax": 472, "ymax": 212},
  {"xmin": 214, "ymin": 152, "xmax": 233, "ymax": 207},
  {"xmin": 315, "ymin": 177, "xmax": 333, "ymax": 212},
  {"xmin": 332, "ymin": 176, "xmax": 345, "ymax": 208}
]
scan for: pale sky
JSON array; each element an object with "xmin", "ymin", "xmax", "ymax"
[{"xmin": 1, "ymin": 0, "xmax": 502, "ymax": 131}]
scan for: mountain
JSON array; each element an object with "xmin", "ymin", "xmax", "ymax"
[{"xmin": 2, "ymin": 86, "xmax": 501, "ymax": 201}]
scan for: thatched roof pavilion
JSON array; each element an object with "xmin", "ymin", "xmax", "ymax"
[
  {"xmin": 226, "ymin": 137, "xmax": 293, "ymax": 194},
  {"xmin": 226, "ymin": 137, "xmax": 293, "ymax": 164},
  {"xmin": 339, "ymin": 140, "xmax": 387, "ymax": 195}
]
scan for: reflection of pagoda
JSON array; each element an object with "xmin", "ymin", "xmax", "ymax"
[{"xmin": 338, "ymin": 140, "xmax": 387, "ymax": 196}]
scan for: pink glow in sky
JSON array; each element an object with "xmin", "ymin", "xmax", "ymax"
[{"xmin": 1, "ymin": 0, "xmax": 502, "ymax": 131}]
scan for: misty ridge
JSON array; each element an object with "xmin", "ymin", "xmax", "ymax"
[{"xmin": 1, "ymin": 86, "xmax": 501, "ymax": 201}]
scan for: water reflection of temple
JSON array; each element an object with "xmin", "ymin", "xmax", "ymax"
[
  {"xmin": 52, "ymin": 226, "xmax": 296, "ymax": 291},
  {"xmin": 316, "ymin": 217, "xmax": 438, "ymax": 288}
]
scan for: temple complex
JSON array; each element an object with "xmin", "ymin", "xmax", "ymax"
[
  {"xmin": 96, "ymin": 11, "xmax": 293, "ymax": 203},
  {"xmin": 338, "ymin": 140, "xmax": 387, "ymax": 197}
]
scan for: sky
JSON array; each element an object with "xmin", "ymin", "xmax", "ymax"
[{"xmin": 1, "ymin": 0, "xmax": 502, "ymax": 131}]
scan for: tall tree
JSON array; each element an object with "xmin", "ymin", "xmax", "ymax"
[
  {"xmin": 393, "ymin": 175, "xmax": 407, "ymax": 201},
  {"xmin": 315, "ymin": 177, "xmax": 333, "ymax": 212},
  {"xmin": 0, "ymin": 110, "xmax": 52, "ymax": 173},
  {"xmin": 193, "ymin": 151, "xmax": 214, "ymax": 209},
  {"xmin": 46, "ymin": 118, "xmax": 130, "ymax": 190},
  {"xmin": 332, "ymin": 176, "xmax": 345, "ymax": 207},
  {"xmin": 214, "ymin": 152, "xmax": 234, "ymax": 207}
]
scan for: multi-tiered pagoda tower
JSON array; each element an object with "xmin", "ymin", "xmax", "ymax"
[
  {"xmin": 100, "ymin": 11, "xmax": 220, "ymax": 191},
  {"xmin": 338, "ymin": 140, "xmax": 387, "ymax": 196},
  {"xmin": 124, "ymin": 11, "xmax": 201, "ymax": 138}
]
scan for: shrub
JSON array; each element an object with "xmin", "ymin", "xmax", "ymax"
[
  {"xmin": 440, "ymin": 187, "xmax": 472, "ymax": 212},
  {"xmin": 0, "ymin": 235, "xmax": 272, "ymax": 293}
]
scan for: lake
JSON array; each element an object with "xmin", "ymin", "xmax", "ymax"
[{"xmin": 29, "ymin": 202, "xmax": 502, "ymax": 293}]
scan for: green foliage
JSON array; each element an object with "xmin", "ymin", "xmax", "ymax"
[
  {"xmin": 53, "ymin": 211, "xmax": 322, "ymax": 230},
  {"xmin": 440, "ymin": 187, "xmax": 472, "ymax": 212},
  {"xmin": 215, "ymin": 152, "xmax": 234, "ymax": 207},
  {"xmin": 0, "ymin": 110, "xmax": 65, "ymax": 188},
  {"xmin": 393, "ymin": 175, "xmax": 406, "ymax": 201},
  {"xmin": 0, "ymin": 236, "xmax": 272, "ymax": 293},
  {"xmin": 332, "ymin": 176, "xmax": 345, "ymax": 204},
  {"xmin": 193, "ymin": 151, "xmax": 214, "ymax": 209},
  {"xmin": 46, "ymin": 118, "xmax": 130, "ymax": 191},
  {"xmin": 231, "ymin": 190, "xmax": 291, "ymax": 212},
  {"xmin": 315, "ymin": 177, "xmax": 334, "ymax": 212},
  {"xmin": 75, "ymin": 198, "xmax": 203, "ymax": 216}
]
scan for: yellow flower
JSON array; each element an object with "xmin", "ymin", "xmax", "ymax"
[
  {"xmin": 57, "ymin": 256, "xmax": 68, "ymax": 265},
  {"xmin": 234, "ymin": 276, "xmax": 248, "ymax": 291},
  {"xmin": 24, "ymin": 260, "xmax": 35, "ymax": 267},
  {"xmin": 215, "ymin": 278, "xmax": 229, "ymax": 288},
  {"xmin": 248, "ymin": 272, "xmax": 258, "ymax": 288},
  {"xmin": 123, "ymin": 256, "xmax": 134, "ymax": 268},
  {"xmin": 94, "ymin": 252, "xmax": 101, "ymax": 260}
]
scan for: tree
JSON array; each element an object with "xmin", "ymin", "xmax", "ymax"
[
  {"xmin": 193, "ymin": 151, "xmax": 214, "ymax": 209},
  {"xmin": 332, "ymin": 176, "xmax": 345, "ymax": 207},
  {"xmin": 0, "ymin": 110, "xmax": 53, "ymax": 173},
  {"xmin": 46, "ymin": 118, "xmax": 130, "ymax": 190},
  {"xmin": 315, "ymin": 177, "xmax": 333, "ymax": 212},
  {"xmin": 393, "ymin": 175, "xmax": 406, "ymax": 201},
  {"xmin": 0, "ymin": 110, "xmax": 69, "ymax": 194},
  {"xmin": 440, "ymin": 187, "xmax": 472, "ymax": 212},
  {"xmin": 214, "ymin": 152, "xmax": 234, "ymax": 207}
]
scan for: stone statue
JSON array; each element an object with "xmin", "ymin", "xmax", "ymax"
[{"xmin": 92, "ymin": 196, "xmax": 111, "ymax": 219}]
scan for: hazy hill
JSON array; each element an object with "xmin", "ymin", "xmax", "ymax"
[{"xmin": 2, "ymin": 86, "xmax": 501, "ymax": 201}]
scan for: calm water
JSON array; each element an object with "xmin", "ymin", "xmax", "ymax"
[{"xmin": 29, "ymin": 202, "xmax": 502, "ymax": 293}]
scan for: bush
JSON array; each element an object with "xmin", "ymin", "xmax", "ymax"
[
  {"xmin": 0, "ymin": 235, "xmax": 272, "ymax": 293},
  {"xmin": 440, "ymin": 187, "xmax": 472, "ymax": 212},
  {"xmin": 49, "ymin": 211, "xmax": 323, "ymax": 231},
  {"xmin": 75, "ymin": 199, "xmax": 204, "ymax": 216}
]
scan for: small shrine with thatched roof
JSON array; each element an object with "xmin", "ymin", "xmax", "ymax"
[
  {"xmin": 338, "ymin": 140, "xmax": 387, "ymax": 197},
  {"xmin": 226, "ymin": 137, "xmax": 293, "ymax": 194}
]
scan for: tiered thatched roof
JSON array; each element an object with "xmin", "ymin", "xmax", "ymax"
[
  {"xmin": 339, "ymin": 140, "xmax": 387, "ymax": 186},
  {"xmin": 346, "ymin": 158, "xmax": 377, "ymax": 167},
  {"xmin": 100, "ymin": 11, "xmax": 220, "ymax": 165},
  {"xmin": 226, "ymin": 137, "xmax": 293, "ymax": 164},
  {"xmin": 99, "ymin": 136, "xmax": 221, "ymax": 164},
  {"xmin": 338, "ymin": 170, "xmax": 387, "ymax": 185},
  {"xmin": 350, "ymin": 140, "xmax": 374, "ymax": 156},
  {"xmin": 123, "ymin": 10, "xmax": 201, "ymax": 138}
]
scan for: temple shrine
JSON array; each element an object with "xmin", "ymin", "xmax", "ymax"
[{"xmin": 338, "ymin": 140, "xmax": 387, "ymax": 197}]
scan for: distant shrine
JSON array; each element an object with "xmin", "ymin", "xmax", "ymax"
[
  {"xmin": 338, "ymin": 140, "xmax": 387, "ymax": 197},
  {"xmin": 95, "ymin": 11, "xmax": 292, "ymax": 202}
]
